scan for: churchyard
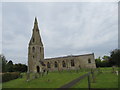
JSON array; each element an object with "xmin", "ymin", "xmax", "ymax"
[
  {"xmin": 72, "ymin": 67, "xmax": 118, "ymax": 88},
  {"xmin": 2, "ymin": 67, "xmax": 118, "ymax": 89}
]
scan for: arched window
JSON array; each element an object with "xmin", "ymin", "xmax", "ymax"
[
  {"xmin": 47, "ymin": 62, "xmax": 51, "ymax": 68},
  {"xmin": 62, "ymin": 61, "xmax": 66, "ymax": 67},
  {"xmin": 88, "ymin": 58, "xmax": 91, "ymax": 63},
  {"xmin": 32, "ymin": 47, "xmax": 35, "ymax": 53},
  {"xmin": 54, "ymin": 61, "xmax": 58, "ymax": 68},
  {"xmin": 71, "ymin": 60, "xmax": 75, "ymax": 66}
]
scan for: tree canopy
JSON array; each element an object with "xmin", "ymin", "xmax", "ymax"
[
  {"xmin": 0, "ymin": 54, "xmax": 27, "ymax": 73},
  {"xmin": 109, "ymin": 49, "xmax": 120, "ymax": 66},
  {"xmin": 95, "ymin": 49, "xmax": 119, "ymax": 67}
]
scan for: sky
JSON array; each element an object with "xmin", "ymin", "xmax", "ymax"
[{"xmin": 1, "ymin": 2, "xmax": 118, "ymax": 64}]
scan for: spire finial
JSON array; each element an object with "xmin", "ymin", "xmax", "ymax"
[{"xmin": 34, "ymin": 17, "xmax": 38, "ymax": 24}]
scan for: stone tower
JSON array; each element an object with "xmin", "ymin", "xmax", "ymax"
[{"xmin": 28, "ymin": 17, "xmax": 44, "ymax": 73}]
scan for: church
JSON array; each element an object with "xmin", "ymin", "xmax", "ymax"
[{"xmin": 28, "ymin": 18, "xmax": 96, "ymax": 73}]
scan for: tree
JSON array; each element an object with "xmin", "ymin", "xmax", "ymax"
[
  {"xmin": 0, "ymin": 54, "xmax": 27, "ymax": 73},
  {"xmin": 95, "ymin": 57, "xmax": 102, "ymax": 67},
  {"xmin": 101, "ymin": 60, "xmax": 109, "ymax": 67},
  {"xmin": 109, "ymin": 49, "xmax": 120, "ymax": 66},
  {"xmin": 13, "ymin": 63, "xmax": 27, "ymax": 72},
  {"xmin": 0, "ymin": 54, "xmax": 7, "ymax": 72},
  {"xmin": 95, "ymin": 56, "xmax": 111, "ymax": 67},
  {"xmin": 102, "ymin": 56, "xmax": 110, "ymax": 61},
  {"xmin": 6, "ymin": 60, "xmax": 14, "ymax": 72},
  {"xmin": 101, "ymin": 55, "xmax": 111, "ymax": 67}
]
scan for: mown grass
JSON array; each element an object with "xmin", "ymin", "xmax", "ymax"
[
  {"xmin": 91, "ymin": 72, "xmax": 118, "ymax": 88},
  {"xmin": 72, "ymin": 67, "xmax": 118, "ymax": 88},
  {"xmin": 2, "ymin": 70, "xmax": 86, "ymax": 88},
  {"xmin": 2, "ymin": 67, "xmax": 118, "ymax": 88}
]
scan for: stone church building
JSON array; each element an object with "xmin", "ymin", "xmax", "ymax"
[{"xmin": 28, "ymin": 18, "xmax": 96, "ymax": 73}]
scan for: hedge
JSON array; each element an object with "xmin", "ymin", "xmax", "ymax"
[{"xmin": 2, "ymin": 72, "xmax": 21, "ymax": 82}]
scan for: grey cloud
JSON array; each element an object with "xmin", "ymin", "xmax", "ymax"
[{"xmin": 2, "ymin": 2, "xmax": 118, "ymax": 64}]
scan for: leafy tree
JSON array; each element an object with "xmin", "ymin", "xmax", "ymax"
[
  {"xmin": 101, "ymin": 60, "xmax": 109, "ymax": 67},
  {"xmin": 102, "ymin": 56, "xmax": 110, "ymax": 61},
  {"xmin": 95, "ymin": 56, "xmax": 111, "ymax": 67},
  {"xmin": 20, "ymin": 64, "xmax": 27, "ymax": 72},
  {"xmin": 0, "ymin": 54, "xmax": 7, "ymax": 72},
  {"xmin": 109, "ymin": 49, "xmax": 120, "ymax": 66},
  {"xmin": 13, "ymin": 63, "xmax": 27, "ymax": 72},
  {"xmin": 101, "ymin": 55, "xmax": 111, "ymax": 67},
  {"xmin": 95, "ymin": 57, "xmax": 102, "ymax": 67},
  {"xmin": 0, "ymin": 54, "xmax": 27, "ymax": 72},
  {"xmin": 6, "ymin": 60, "xmax": 14, "ymax": 72}
]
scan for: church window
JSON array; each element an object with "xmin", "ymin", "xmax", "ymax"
[
  {"xmin": 54, "ymin": 61, "xmax": 58, "ymax": 68},
  {"xmin": 62, "ymin": 61, "xmax": 66, "ymax": 67},
  {"xmin": 32, "ymin": 47, "xmax": 35, "ymax": 53},
  {"xmin": 33, "ymin": 38, "xmax": 35, "ymax": 43},
  {"xmin": 71, "ymin": 60, "xmax": 75, "ymax": 66},
  {"xmin": 47, "ymin": 62, "xmax": 51, "ymax": 68},
  {"xmin": 88, "ymin": 58, "xmax": 91, "ymax": 63}
]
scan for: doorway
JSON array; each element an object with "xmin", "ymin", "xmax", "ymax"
[{"xmin": 36, "ymin": 66, "xmax": 40, "ymax": 73}]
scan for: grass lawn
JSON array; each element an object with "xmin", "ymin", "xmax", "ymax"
[
  {"xmin": 2, "ymin": 70, "xmax": 86, "ymax": 88},
  {"xmin": 72, "ymin": 67, "xmax": 118, "ymax": 88},
  {"xmin": 91, "ymin": 72, "xmax": 118, "ymax": 88}
]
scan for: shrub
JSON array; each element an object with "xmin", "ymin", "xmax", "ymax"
[{"xmin": 2, "ymin": 72, "xmax": 20, "ymax": 83}]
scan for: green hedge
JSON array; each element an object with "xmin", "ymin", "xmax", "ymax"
[{"xmin": 2, "ymin": 72, "xmax": 21, "ymax": 82}]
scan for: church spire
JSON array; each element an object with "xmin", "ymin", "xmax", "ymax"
[
  {"xmin": 34, "ymin": 17, "xmax": 38, "ymax": 24},
  {"xmin": 29, "ymin": 17, "xmax": 43, "ymax": 46},
  {"xmin": 33, "ymin": 17, "xmax": 38, "ymax": 30}
]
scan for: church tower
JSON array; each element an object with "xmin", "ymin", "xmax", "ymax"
[{"xmin": 28, "ymin": 17, "xmax": 44, "ymax": 73}]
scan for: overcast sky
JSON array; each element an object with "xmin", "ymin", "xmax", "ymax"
[{"xmin": 2, "ymin": 2, "xmax": 118, "ymax": 64}]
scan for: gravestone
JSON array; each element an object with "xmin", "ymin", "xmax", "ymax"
[
  {"xmin": 91, "ymin": 69, "xmax": 96, "ymax": 83},
  {"xmin": 112, "ymin": 66, "xmax": 116, "ymax": 73},
  {"xmin": 26, "ymin": 72, "xmax": 30, "ymax": 82}
]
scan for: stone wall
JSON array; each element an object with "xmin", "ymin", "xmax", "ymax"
[{"xmin": 43, "ymin": 53, "xmax": 96, "ymax": 71}]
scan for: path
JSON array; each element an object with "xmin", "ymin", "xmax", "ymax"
[{"xmin": 57, "ymin": 72, "xmax": 91, "ymax": 89}]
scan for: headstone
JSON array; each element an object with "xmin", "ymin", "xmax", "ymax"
[
  {"xmin": 88, "ymin": 75, "xmax": 91, "ymax": 90},
  {"xmin": 91, "ymin": 69, "xmax": 96, "ymax": 83},
  {"xmin": 26, "ymin": 72, "xmax": 30, "ymax": 82},
  {"xmin": 116, "ymin": 70, "xmax": 118, "ymax": 75},
  {"xmin": 112, "ymin": 66, "xmax": 116, "ymax": 73}
]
